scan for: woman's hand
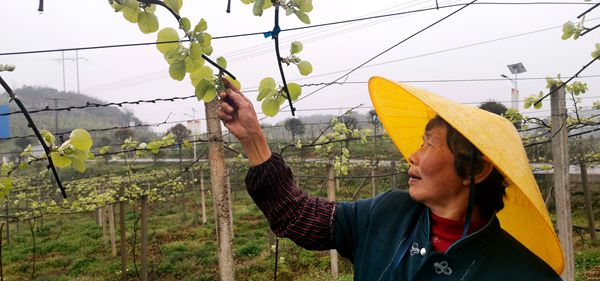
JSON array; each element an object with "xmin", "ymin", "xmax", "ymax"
[{"xmin": 217, "ymin": 77, "xmax": 271, "ymax": 166}]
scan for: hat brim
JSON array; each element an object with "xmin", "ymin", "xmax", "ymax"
[{"xmin": 368, "ymin": 76, "xmax": 564, "ymax": 274}]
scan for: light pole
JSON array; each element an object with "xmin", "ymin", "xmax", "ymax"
[{"xmin": 501, "ymin": 62, "xmax": 526, "ymax": 112}]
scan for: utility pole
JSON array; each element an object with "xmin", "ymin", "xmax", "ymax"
[
  {"xmin": 550, "ymin": 85, "xmax": 574, "ymax": 281},
  {"xmin": 53, "ymin": 51, "xmax": 86, "ymax": 93},
  {"xmin": 44, "ymin": 98, "xmax": 67, "ymax": 135}
]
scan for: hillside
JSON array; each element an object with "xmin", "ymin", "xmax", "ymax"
[{"xmin": 0, "ymin": 86, "xmax": 157, "ymax": 153}]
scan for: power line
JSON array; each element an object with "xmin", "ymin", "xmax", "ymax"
[
  {"xmin": 292, "ymin": 1, "xmax": 479, "ymax": 107},
  {"xmin": 0, "ymin": 1, "xmax": 595, "ymax": 57},
  {"xmin": 74, "ymin": 15, "xmax": 600, "ymax": 95}
]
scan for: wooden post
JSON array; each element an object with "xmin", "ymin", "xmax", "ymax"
[
  {"xmin": 108, "ymin": 204, "xmax": 117, "ymax": 257},
  {"xmin": 140, "ymin": 195, "xmax": 148, "ymax": 281},
  {"xmin": 226, "ymin": 168, "xmax": 234, "ymax": 239},
  {"xmin": 200, "ymin": 169, "xmax": 207, "ymax": 225},
  {"xmin": 371, "ymin": 169, "xmax": 376, "ymax": 197},
  {"xmin": 119, "ymin": 184, "xmax": 127, "ymax": 281},
  {"xmin": 4, "ymin": 200, "xmax": 9, "ymax": 244},
  {"xmin": 550, "ymin": 85, "xmax": 574, "ymax": 281},
  {"xmin": 205, "ymin": 99, "xmax": 235, "ymax": 281},
  {"xmin": 326, "ymin": 164, "xmax": 339, "ymax": 280},
  {"xmin": 578, "ymin": 140, "xmax": 597, "ymax": 245},
  {"xmin": 390, "ymin": 160, "xmax": 397, "ymax": 190}
]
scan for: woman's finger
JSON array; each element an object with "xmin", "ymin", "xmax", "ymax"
[{"xmin": 216, "ymin": 108, "xmax": 233, "ymax": 121}]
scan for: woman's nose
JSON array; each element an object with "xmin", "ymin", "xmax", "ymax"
[{"xmin": 408, "ymin": 151, "xmax": 417, "ymax": 165}]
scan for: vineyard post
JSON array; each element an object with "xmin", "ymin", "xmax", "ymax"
[
  {"xmin": 109, "ymin": 204, "xmax": 117, "ymax": 257},
  {"xmin": 200, "ymin": 169, "xmax": 207, "ymax": 225},
  {"xmin": 3, "ymin": 201, "xmax": 8, "ymax": 244},
  {"xmin": 371, "ymin": 168, "xmax": 376, "ymax": 197},
  {"xmin": 226, "ymin": 168, "xmax": 234, "ymax": 239},
  {"xmin": 578, "ymin": 138, "xmax": 597, "ymax": 245},
  {"xmin": 140, "ymin": 192, "xmax": 149, "ymax": 281},
  {"xmin": 326, "ymin": 163, "xmax": 339, "ymax": 279},
  {"xmin": 179, "ymin": 145, "xmax": 187, "ymax": 222},
  {"xmin": 550, "ymin": 85, "xmax": 574, "ymax": 281},
  {"xmin": 205, "ymin": 99, "xmax": 234, "ymax": 281},
  {"xmin": 0, "ymin": 222, "xmax": 4, "ymax": 281},
  {"xmin": 119, "ymin": 183, "xmax": 127, "ymax": 281}
]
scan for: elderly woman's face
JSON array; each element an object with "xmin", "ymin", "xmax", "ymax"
[{"xmin": 407, "ymin": 124, "xmax": 467, "ymax": 209}]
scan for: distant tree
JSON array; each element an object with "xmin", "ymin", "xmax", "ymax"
[
  {"xmin": 284, "ymin": 118, "xmax": 305, "ymax": 142},
  {"xmin": 96, "ymin": 136, "xmax": 112, "ymax": 147},
  {"xmin": 114, "ymin": 128, "xmax": 134, "ymax": 143},
  {"xmin": 479, "ymin": 100, "xmax": 508, "ymax": 115},
  {"xmin": 368, "ymin": 109, "xmax": 382, "ymax": 154},
  {"xmin": 479, "ymin": 100, "xmax": 521, "ymax": 129},
  {"xmin": 339, "ymin": 113, "xmax": 358, "ymax": 131},
  {"xmin": 167, "ymin": 124, "xmax": 191, "ymax": 144}
]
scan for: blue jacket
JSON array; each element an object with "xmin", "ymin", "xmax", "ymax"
[{"xmin": 335, "ymin": 189, "xmax": 562, "ymax": 280}]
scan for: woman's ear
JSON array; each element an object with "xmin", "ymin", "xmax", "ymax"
[{"xmin": 462, "ymin": 156, "xmax": 494, "ymax": 186}]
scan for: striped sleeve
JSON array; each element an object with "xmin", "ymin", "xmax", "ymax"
[{"xmin": 245, "ymin": 153, "xmax": 337, "ymax": 250}]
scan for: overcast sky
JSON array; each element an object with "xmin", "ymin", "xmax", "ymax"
[{"xmin": 1, "ymin": 0, "xmax": 599, "ymax": 133}]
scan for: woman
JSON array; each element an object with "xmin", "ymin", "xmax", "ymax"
[{"xmin": 216, "ymin": 76, "xmax": 563, "ymax": 280}]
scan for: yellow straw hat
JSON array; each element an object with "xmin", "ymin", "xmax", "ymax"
[{"xmin": 368, "ymin": 76, "xmax": 564, "ymax": 274}]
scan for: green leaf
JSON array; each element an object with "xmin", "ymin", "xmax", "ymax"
[
  {"xmin": 190, "ymin": 66, "xmax": 214, "ymax": 86},
  {"xmin": 69, "ymin": 129, "xmax": 93, "ymax": 151},
  {"xmin": 200, "ymin": 33, "xmax": 213, "ymax": 55},
  {"xmin": 561, "ymin": 21, "xmax": 575, "ymax": 40},
  {"xmin": 202, "ymin": 84, "xmax": 217, "ymax": 103},
  {"xmin": 229, "ymin": 77, "xmax": 241, "ymax": 90},
  {"xmin": 240, "ymin": 0, "xmax": 254, "ymax": 4},
  {"xmin": 180, "ymin": 17, "xmax": 191, "ymax": 33},
  {"xmin": 164, "ymin": 0, "xmax": 183, "ymax": 14},
  {"xmin": 202, "ymin": 45, "xmax": 213, "ymax": 56},
  {"xmin": 295, "ymin": 0, "xmax": 313, "ymax": 13},
  {"xmin": 70, "ymin": 157, "xmax": 86, "ymax": 173},
  {"xmin": 290, "ymin": 41, "xmax": 303, "ymax": 54},
  {"xmin": 144, "ymin": 4, "xmax": 156, "ymax": 13},
  {"xmin": 262, "ymin": 0, "xmax": 272, "ymax": 9},
  {"xmin": 257, "ymin": 88, "xmax": 276, "ymax": 102},
  {"xmin": 253, "ymin": 0, "xmax": 265, "ymax": 16},
  {"xmin": 50, "ymin": 152, "xmax": 71, "ymax": 168},
  {"xmin": 262, "ymin": 99, "xmax": 280, "ymax": 117},
  {"xmin": 275, "ymin": 94, "xmax": 286, "ymax": 105},
  {"xmin": 0, "ymin": 178, "xmax": 12, "ymax": 191},
  {"xmin": 169, "ymin": 60, "xmax": 186, "ymax": 81},
  {"xmin": 156, "ymin": 28, "xmax": 180, "ymax": 54},
  {"xmin": 592, "ymin": 43, "xmax": 600, "ymax": 59},
  {"xmin": 137, "ymin": 11, "xmax": 159, "ymax": 34},
  {"xmin": 163, "ymin": 45, "xmax": 184, "ymax": 65},
  {"xmin": 286, "ymin": 83, "xmax": 302, "ymax": 101},
  {"xmin": 194, "ymin": 19, "xmax": 208, "ymax": 33},
  {"xmin": 122, "ymin": 6, "xmax": 140, "ymax": 23},
  {"xmin": 40, "ymin": 129, "xmax": 55, "ymax": 146},
  {"xmin": 297, "ymin": 60, "xmax": 313, "ymax": 76},
  {"xmin": 524, "ymin": 99, "xmax": 532, "ymax": 109},
  {"xmin": 184, "ymin": 55, "xmax": 203, "ymax": 73},
  {"xmin": 259, "ymin": 77, "xmax": 276, "ymax": 92},
  {"xmin": 123, "ymin": 0, "xmax": 139, "ymax": 9},
  {"xmin": 189, "ymin": 43, "xmax": 205, "ymax": 63},
  {"xmin": 533, "ymin": 100, "xmax": 543, "ymax": 109},
  {"xmin": 195, "ymin": 79, "xmax": 216, "ymax": 102},
  {"xmin": 111, "ymin": 2, "xmax": 125, "ymax": 12},
  {"xmin": 293, "ymin": 11, "xmax": 310, "ymax": 24},
  {"xmin": 217, "ymin": 56, "xmax": 227, "ymax": 69}
]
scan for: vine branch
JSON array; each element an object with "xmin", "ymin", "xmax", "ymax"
[{"xmin": 0, "ymin": 76, "xmax": 67, "ymax": 198}]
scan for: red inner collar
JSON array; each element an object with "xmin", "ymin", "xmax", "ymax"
[{"xmin": 429, "ymin": 211, "xmax": 487, "ymax": 253}]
